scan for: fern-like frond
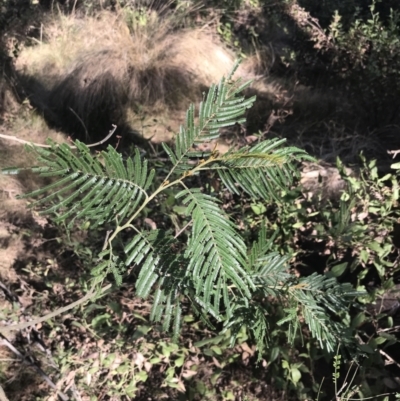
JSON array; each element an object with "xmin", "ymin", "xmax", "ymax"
[
  {"xmin": 213, "ymin": 138, "xmax": 312, "ymax": 202},
  {"xmin": 251, "ymin": 253, "xmax": 291, "ymax": 295},
  {"xmin": 176, "ymin": 188, "xmax": 255, "ymax": 316},
  {"xmin": 248, "ymin": 228, "xmax": 360, "ymax": 352},
  {"xmin": 280, "ymin": 274, "xmax": 361, "ymax": 351},
  {"xmin": 248, "ymin": 225, "xmax": 291, "ymax": 297},
  {"xmin": 150, "ymin": 273, "xmax": 187, "ymax": 339},
  {"xmin": 248, "ymin": 224, "xmax": 277, "ymax": 267},
  {"xmin": 22, "ymin": 142, "xmax": 155, "ymax": 228},
  {"xmin": 224, "ymin": 300, "xmax": 269, "ymax": 360},
  {"xmin": 164, "ymin": 60, "xmax": 256, "ymax": 176},
  {"xmin": 91, "ymin": 250, "xmax": 126, "ymax": 286},
  {"xmin": 124, "ymin": 230, "xmax": 182, "ymax": 297},
  {"xmin": 124, "ymin": 229, "xmax": 189, "ymax": 336}
]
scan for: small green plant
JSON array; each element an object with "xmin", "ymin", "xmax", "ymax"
[
  {"xmin": 289, "ymin": 0, "xmax": 400, "ymax": 127},
  {"xmin": 3, "ymin": 61, "xmax": 360, "ymax": 370}
]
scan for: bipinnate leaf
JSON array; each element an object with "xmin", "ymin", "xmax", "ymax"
[
  {"xmin": 176, "ymin": 188, "xmax": 255, "ymax": 316},
  {"xmin": 215, "ymin": 139, "xmax": 312, "ymax": 202},
  {"xmin": 21, "ymin": 142, "xmax": 154, "ymax": 228},
  {"xmin": 165, "ymin": 59, "xmax": 256, "ymax": 176}
]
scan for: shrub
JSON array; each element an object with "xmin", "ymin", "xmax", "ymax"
[
  {"xmin": 284, "ymin": 0, "xmax": 400, "ymax": 128},
  {"xmin": 3, "ymin": 62, "xmax": 360, "ymax": 362}
]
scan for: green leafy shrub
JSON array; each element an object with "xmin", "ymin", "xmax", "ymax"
[
  {"xmin": 11, "ymin": 60, "xmax": 400, "ymax": 401},
  {"xmin": 4, "ymin": 3, "xmax": 400, "ymax": 400},
  {"xmin": 327, "ymin": 1, "xmax": 400, "ymax": 125},
  {"xmin": 245, "ymin": 156, "xmax": 400, "ymax": 398},
  {"xmin": 3, "ymin": 61, "xmax": 360, "ymax": 360},
  {"xmin": 284, "ymin": 0, "xmax": 400, "ymax": 128}
]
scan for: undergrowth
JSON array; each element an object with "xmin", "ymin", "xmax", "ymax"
[
  {"xmin": 2, "ymin": 1, "xmax": 400, "ymax": 400},
  {"xmin": 1, "ymin": 61, "xmax": 367, "ymax": 400}
]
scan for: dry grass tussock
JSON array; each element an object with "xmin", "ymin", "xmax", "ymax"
[{"xmin": 16, "ymin": 8, "xmax": 251, "ymax": 142}]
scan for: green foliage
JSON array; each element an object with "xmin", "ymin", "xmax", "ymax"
[
  {"xmin": 4, "ymin": 2, "xmax": 400, "ymax": 400},
  {"xmin": 285, "ymin": 0, "xmax": 400, "ymax": 127},
  {"xmin": 328, "ymin": 1, "xmax": 400, "ymax": 102},
  {"xmin": 11, "ymin": 61, "xmax": 361, "ymax": 361},
  {"xmin": 241, "ymin": 155, "xmax": 400, "ymax": 398},
  {"xmin": 24, "ymin": 144, "xmax": 154, "ymax": 229}
]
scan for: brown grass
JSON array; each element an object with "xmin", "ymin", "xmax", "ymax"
[{"xmin": 15, "ymin": 8, "xmax": 248, "ymax": 142}]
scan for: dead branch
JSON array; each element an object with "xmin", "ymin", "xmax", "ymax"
[{"xmin": 0, "ymin": 125, "xmax": 117, "ymax": 149}]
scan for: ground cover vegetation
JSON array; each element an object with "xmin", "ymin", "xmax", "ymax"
[{"xmin": 1, "ymin": 0, "xmax": 400, "ymax": 400}]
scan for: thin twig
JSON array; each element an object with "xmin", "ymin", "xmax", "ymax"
[
  {"xmin": 379, "ymin": 348, "xmax": 400, "ymax": 369},
  {"xmin": 0, "ymin": 125, "xmax": 117, "ymax": 149},
  {"xmin": 377, "ymin": 325, "xmax": 400, "ymax": 333},
  {"xmin": 0, "ymin": 283, "xmax": 80, "ymax": 399},
  {"xmin": 102, "ymin": 230, "xmax": 113, "ymax": 251},
  {"xmin": 0, "ymin": 281, "xmax": 17, "ymax": 303},
  {"xmin": 388, "ymin": 149, "xmax": 400, "ymax": 159},
  {"xmin": 0, "ymin": 335, "xmax": 68, "ymax": 401},
  {"xmin": 68, "ymin": 108, "xmax": 89, "ymax": 140},
  {"xmin": 0, "ymin": 283, "xmax": 111, "ymax": 334},
  {"xmin": 70, "ymin": 383, "xmax": 83, "ymax": 401},
  {"xmin": 174, "ymin": 220, "xmax": 193, "ymax": 239}
]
